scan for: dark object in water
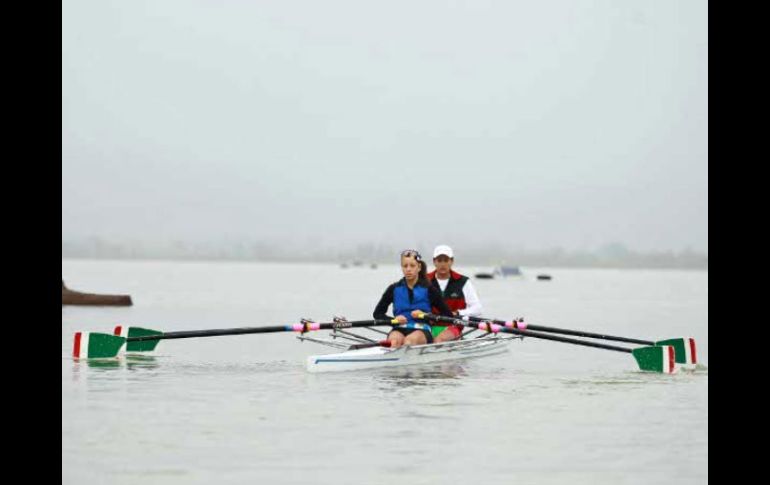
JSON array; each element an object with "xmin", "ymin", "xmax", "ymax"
[
  {"xmin": 475, "ymin": 273, "xmax": 495, "ymax": 279},
  {"xmin": 62, "ymin": 280, "xmax": 133, "ymax": 306},
  {"xmin": 537, "ymin": 274, "xmax": 552, "ymax": 281},
  {"xmin": 476, "ymin": 265, "xmax": 522, "ymax": 279},
  {"xmin": 497, "ymin": 266, "xmax": 521, "ymax": 276}
]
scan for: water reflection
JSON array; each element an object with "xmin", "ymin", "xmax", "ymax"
[
  {"xmin": 68, "ymin": 355, "xmax": 161, "ymax": 375},
  {"xmin": 80, "ymin": 358, "xmax": 122, "ymax": 370},
  {"xmin": 69, "ymin": 357, "xmax": 122, "ymax": 383},
  {"xmin": 375, "ymin": 363, "xmax": 467, "ymax": 389},
  {"xmin": 559, "ymin": 366, "xmax": 710, "ymax": 393},
  {"xmin": 125, "ymin": 354, "xmax": 159, "ymax": 370}
]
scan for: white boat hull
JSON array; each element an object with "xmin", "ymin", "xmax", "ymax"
[{"xmin": 306, "ymin": 336, "xmax": 515, "ymax": 373}]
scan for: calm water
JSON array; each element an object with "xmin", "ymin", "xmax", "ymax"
[{"xmin": 62, "ymin": 259, "xmax": 708, "ymax": 485}]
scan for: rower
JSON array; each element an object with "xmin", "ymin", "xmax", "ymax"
[
  {"xmin": 372, "ymin": 249, "xmax": 454, "ymax": 349},
  {"xmin": 428, "ymin": 245, "xmax": 484, "ymax": 343}
]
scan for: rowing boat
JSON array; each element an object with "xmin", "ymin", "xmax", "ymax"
[
  {"xmin": 71, "ymin": 314, "xmax": 700, "ymax": 374},
  {"xmin": 305, "ymin": 334, "xmax": 519, "ymax": 373}
]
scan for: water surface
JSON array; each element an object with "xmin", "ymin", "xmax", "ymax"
[{"xmin": 62, "ymin": 260, "xmax": 707, "ymax": 484}]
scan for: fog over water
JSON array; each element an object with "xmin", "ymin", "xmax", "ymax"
[{"xmin": 62, "ymin": 0, "xmax": 708, "ymax": 260}]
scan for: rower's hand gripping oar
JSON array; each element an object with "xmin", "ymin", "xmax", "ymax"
[
  {"xmin": 416, "ymin": 313, "xmax": 678, "ymax": 374},
  {"xmin": 72, "ymin": 318, "xmax": 401, "ymax": 359},
  {"xmin": 464, "ymin": 315, "xmax": 697, "ymax": 368}
]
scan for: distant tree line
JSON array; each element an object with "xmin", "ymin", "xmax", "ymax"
[{"xmin": 62, "ymin": 238, "xmax": 707, "ymax": 270}]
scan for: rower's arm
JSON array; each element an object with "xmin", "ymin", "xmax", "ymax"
[
  {"xmin": 457, "ymin": 280, "xmax": 483, "ymax": 317},
  {"xmin": 373, "ymin": 284, "xmax": 395, "ymax": 320}
]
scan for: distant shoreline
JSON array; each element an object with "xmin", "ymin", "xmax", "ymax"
[
  {"xmin": 60, "ymin": 254, "xmax": 708, "ymax": 271},
  {"xmin": 62, "ymin": 239, "xmax": 707, "ymax": 271}
]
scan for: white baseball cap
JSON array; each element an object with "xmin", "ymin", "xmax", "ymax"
[{"xmin": 433, "ymin": 245, "xmax": 454, "ymax": 258}]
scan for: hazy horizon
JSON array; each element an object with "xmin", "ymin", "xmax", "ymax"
[
  {"xmin": 61, "ymin": 236, "xmax": 708, "ymax": 270},
  {"xmin": 62, "ymin": 0, "xmax": 708, "ymax": 254}
]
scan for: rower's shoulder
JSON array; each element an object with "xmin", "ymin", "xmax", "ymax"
[
  {"xmin": 387, "ymin": 280, "xmax": 403, "ymax": 290},
  {"xmin": 451, "ymin": 270, "xmax": 469, "ymax": 282}
]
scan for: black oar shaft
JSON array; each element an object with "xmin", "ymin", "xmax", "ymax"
[
  {"xmin": 500, "ymin": 327, "xmax": 633, "ymax": 353},
  {"xmin": 127, "ymin": 319, "xmax": 393, "ymax": 342},
  {"xmin": 468, "ymin": 316, "xmax": 654, "ymax": 345},
  {"xmin": 428, "ymin": 315, "xmax": 632, "ymax": 353}
]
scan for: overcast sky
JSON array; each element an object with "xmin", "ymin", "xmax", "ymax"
[{"xmin": 62, "ymin": 0, "xmax": 708, "ymax": 254}]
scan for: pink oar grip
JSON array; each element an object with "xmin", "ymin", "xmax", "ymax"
[{"xmin": 478, "ymin": 322, "xmax": 502, "ymax": 333}]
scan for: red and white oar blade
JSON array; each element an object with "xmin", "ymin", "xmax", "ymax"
[
  {"xmin": 72, "ymin": 332, "xmax": 126, "ymax": 359},
  {"xmin": 655, "ymin": 338, "xmax": 698, "ymax": 367},
  {"xmin": 114, "ymin": 326, "xmax": 163, "ymax": 352},
  {"xmin": 631, "ymin": 345, "xmax": 677, "ymax": 374}
]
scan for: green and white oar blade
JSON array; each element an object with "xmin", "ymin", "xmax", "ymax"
[
  {"xmin": 114, "ymin": 326, "xmax": 163, "ymax": 352},
  {"xmin": 631, "ymin": 345, "xmax": 677, "ymax": 374},
  {"xmin": 654, "ymin": 338, "xmax": 697, "ymax": 366},
  {"xmin": 73, "ymin": 332, "xmax": 126, "ymax": 359}
]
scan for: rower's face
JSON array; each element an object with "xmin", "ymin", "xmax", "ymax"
[
  {"xmin": 433, "ymin": 255, "xmax": 453, "ymax": 276},
  {"xmin": 401, "ymin": 256, "xmax": 420, "ymax": 279}
]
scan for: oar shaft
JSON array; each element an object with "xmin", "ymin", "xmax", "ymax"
[
  {"xmin": 127, "ymin": 319, "xmax": 394, "ymax": 342},
  {"xmin": 467, "ymin": 316, "xmax": 653, "ymax": 345},
  {"xmin": 348, "ymin": 340, "xmax": 392, "ymax": 350},
  {"xmin": 501, "ymin": 327, "xmax": 633, "ymax": 353},
  {"xmin": 428, "ymin": 314, "xmax": 632, "ymax": 353}
]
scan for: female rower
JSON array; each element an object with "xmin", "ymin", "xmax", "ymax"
[{"xmin": 373, "ymin": 249, "xmax": 454, "ymax": 348}]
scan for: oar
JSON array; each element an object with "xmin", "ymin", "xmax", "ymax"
[
  {"xmin": 73, "ymin": 318, "xmax": 399, "ymax": 359},
  {"xmin": 464, "ymin": 315, "xmax": 697, "ymax": 367},
  {"xmin": 348, "ymin": 340, "xmax": 393, "ymax": 350},
  {"xmin": 418, "ymin": 313, "xmax": 678, "ymax": 374}
]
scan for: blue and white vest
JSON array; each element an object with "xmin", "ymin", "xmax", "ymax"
[{"xmin": 392, "ymin": 280, "xmax": 432, "ymax": 331}]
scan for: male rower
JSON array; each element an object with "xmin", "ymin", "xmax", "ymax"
[{"xmin": 427, "ymin": 245, "xmax": 483, "ymax": 343}]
